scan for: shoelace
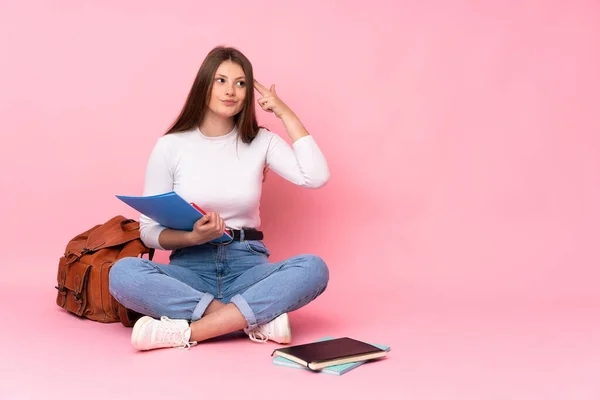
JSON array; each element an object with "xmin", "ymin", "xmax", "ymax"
[
  {"xmin": 157, "ymin": 316, "xmax": 197, "ymax": 349},
  {"xmin": 247, "ymin": 328, "xmax": 269, "ymax": 343}
]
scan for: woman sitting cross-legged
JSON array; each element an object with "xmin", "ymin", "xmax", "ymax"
[{"xmin": 109, "ymin": 46, "xmax": 330, "ymax": 351}]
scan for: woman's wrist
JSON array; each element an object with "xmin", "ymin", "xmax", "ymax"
[{"xmin": 185, "ymin": 231, "xmax": 205, "ymax": 246}]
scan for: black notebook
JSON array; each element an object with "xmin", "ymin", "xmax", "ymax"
[{"xmin": 270, "ymin": 337, "xmax": 388, "ymax": 371}]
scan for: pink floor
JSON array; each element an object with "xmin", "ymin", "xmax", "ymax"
[{"xmin": 1, "ymin": 277, "xmax": 598, "ymax": 400}]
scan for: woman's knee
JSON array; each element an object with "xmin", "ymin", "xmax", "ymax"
[
  {"xmin": 109, "ymin": 257, "xmax": 144, "ymax": 295},
  {"xmin": 298, "ymin": 254, "xmax": 329, "ymax": 287}
]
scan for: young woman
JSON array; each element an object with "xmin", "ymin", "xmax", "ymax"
[{"xmin": 109, "ymin": 46, "xmax": 330, "ymax": 351}]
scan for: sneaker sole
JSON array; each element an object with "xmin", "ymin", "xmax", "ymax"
[
  {"xmin": 275, "ymin": 313, "xmax": 292, "ymax": 344},
  {"xmin": 131, "ymin": 316, "xmax": 154, "ymax": 350}
]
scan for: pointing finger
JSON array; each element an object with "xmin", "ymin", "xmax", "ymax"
[{"xmin": 254, "ymin": 80, "xmax": 269, "ymax": 95}]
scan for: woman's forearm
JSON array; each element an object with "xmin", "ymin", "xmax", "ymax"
[
  {"xmin": 280, "ymin": 111, "xmax": 309, "ymax": 143},
  {"xmin": 158, "ymin": 228, "xmax": 199, "ymax": 250}
]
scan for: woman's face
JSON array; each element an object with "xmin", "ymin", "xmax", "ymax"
[{"xmin": 207, "ymin": 60, "xmax": 247, "ymax": 119}]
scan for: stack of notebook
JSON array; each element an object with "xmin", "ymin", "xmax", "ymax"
[{"xmin": 271, "ymin": 336, "xmax": 391, "ymax": 376}]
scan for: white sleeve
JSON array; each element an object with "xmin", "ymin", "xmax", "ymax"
[
  {"xmin": 265, "ymin": 133, "xmax": 330, "ymax": 188},
  {"xmin": 138, "ymin": 137, "xmax": 174, "ymax": 250}
]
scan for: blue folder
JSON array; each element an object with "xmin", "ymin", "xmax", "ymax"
[{"xmin": 115, "ymin": 191, "xmax": 232, "ymax": 243}]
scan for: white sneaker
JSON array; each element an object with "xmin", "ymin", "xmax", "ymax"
[
  {"xmin": 131, "ymin": 316, "xmax": 197, "ymax": 351},
  {"xmin": 244, "ymin": 313, "xmax": 292, "ymax": 344}
]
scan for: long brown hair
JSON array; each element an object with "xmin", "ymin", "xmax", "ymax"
[{"xmin": 165, "ymin": 46, "xmax": 260, "ymax": 144}]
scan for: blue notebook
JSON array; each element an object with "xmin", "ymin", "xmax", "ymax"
[
  {"xmin": 272, "ymin": 336, "xmax": 391, "ymax": 376},
  {"xmin": 115, "ymin": 191, "xmax": 233, "ymax": 243}
]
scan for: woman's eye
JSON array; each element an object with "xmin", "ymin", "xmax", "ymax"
[
  {"xmin": 216, "ymin": 78, "xmax": 225, "ymax": 83},
  {"xmin": 237, "ymin": 81, "xmax": 246, "ymax": 87}
]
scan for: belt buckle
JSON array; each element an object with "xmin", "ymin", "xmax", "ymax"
[
  {"xmin": 209, "ymin": 228, "xmax": 234, "ymax": 246},
  {"xmin": 222, "ymin": 228, "xmax": 235, "ymax": 245}
]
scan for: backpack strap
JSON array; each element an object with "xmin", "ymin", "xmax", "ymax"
[
  {"xmin": 63, "ymin": 216, "xmax": 143, "ymax": 261},
  {"xmin": 85, "ymin": 220, "xmax": 142, "ymax": 252}
]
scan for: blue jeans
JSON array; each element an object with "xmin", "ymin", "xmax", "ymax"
[{"xmin": 108, "ymin": 240, "xmax": 329, "ymax": 329}]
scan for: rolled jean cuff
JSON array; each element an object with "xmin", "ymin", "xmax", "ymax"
[
  {"xmin": 191, "ymin": 292, "xmax": 215, "ymax": 322},
  {"xmin": 231, "ymin": 294, "xmax": 257, "ymax": 329}
]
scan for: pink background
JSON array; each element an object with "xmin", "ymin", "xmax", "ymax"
[{"xmin": 1, "ymin": 1, "xmax": 599, "ymax": 399}]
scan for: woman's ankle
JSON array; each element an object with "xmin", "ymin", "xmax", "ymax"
[
  {"xmin": 189, "ymin": 304, "xmax": 247, "ymax": 342},
  {"xmin": 202, "ymin": 299, "xmax": 227, "ymax": 316}
]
